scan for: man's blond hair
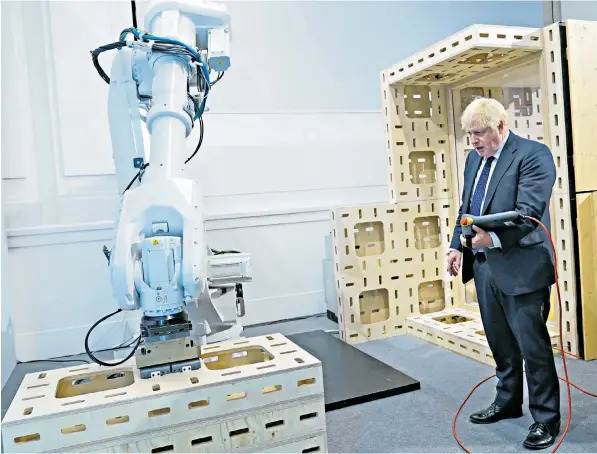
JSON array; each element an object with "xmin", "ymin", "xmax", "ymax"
[{"xmin": 461, "ymin": 97, "xmax": 509, "ymax": 132}]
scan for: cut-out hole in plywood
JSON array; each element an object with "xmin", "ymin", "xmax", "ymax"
[
  {"xmin": 262, "ymin": 385, "xmax": 282, "ymax": 394},
  {"xmin": 359, "ymin": 288, "xmax": 390, "ymax": 324},
  {"xmin": 508, "ymin": 87, "xmax": 533, "ymax": 116},
  {"xmin": 265, "ymin": 419, "xmax": 285, "ymax": 429},
  {"xmin": 105, "ymin": 392, "xmax": 127, "ymax": 399},
  {"xmin": 148, "ymin": 407, "xmax": 170, "ymax": 417},
  {"xmin": 300, "ymin": 412, "xmax": 318, "ymax": 421},
  {"xmin": 408, "ymin": 151, "xmax": 437, "ymax": 184},
  {"xmin": 227, "ymin": 392, "xmax": 247, "ymax": 401},
  {"xmin": 188, "ymin": 400, "xmax": 209, "ymax": 409},
  {"xmin": 13, "ymin": 434, "xmax": 40, "ymax": 444},
  {"xmin": 230, "ymin": 427, "xmax": 249, "ymax": 438},
  {"xmin": 458, "ymin": 52, "xmax": 506, "ymax": 65},
  {"xmin": 404, "ymin": 86, "xmax": 432, "ymax": 118},
  {"xmin": 418, "ymin": 280, "xmax": 446, "ymax": 314},
  {"xmin": 61, "ymin": 399, "xmax": 85, "ymax": 406},
  {"xmin": 55, "ymin": 369, "xmax": 134, "ymax": 399},
  {"xmin": 61, "ymin": 424, "xmax": 86, "ymax": 434},
  {"xmin": 413, "ymin": 216, "xmax": 441, "ymax": 249},
  {"xmin": 460, "ymin": 87, "xmax": 485, "ymax": 110},
  {"xmin": 106, "ymin": 416, "xmax": 129, "ymax": 425},
  {"xmin": 297, "ymin": 378, "xmax": 316, "ymax": 387},
  {"xmin": 353, "ymin": 221, "xmax": 385, "ymax": 257},
  {"xmin": 201, "ymin": 346, "xmax": 273, "ymax": 370},
  {"xmin": 433, "ymin": 314, "xmax": 473, "ymax": 324},
  {"xmin": 192, "ymin": 436, "xmax": 213, "ymax": 446},
  {"xmin": 416, "ymin": 72, "xmax": 455, "ymax": 83}
]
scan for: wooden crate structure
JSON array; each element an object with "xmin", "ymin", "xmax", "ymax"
[
  {"xmin": 378, "ymin": 21, "xmax": 597, "ymax": 360},
  {"xmin": 1, "ymin": 334, "xmax": 328, "ymax": 453},
  {"xmin": 407, "ymin": 308, "xmax": 561, "ymax": 367},
  {"xmin": 331, "ymin": 201, "xmax": 461, "ymax": 344},
  {"xmin": 332, "ymin": 21, "xmax": 597, "ymax": 358}
]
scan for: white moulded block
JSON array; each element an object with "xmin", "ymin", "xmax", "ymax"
[{"xmin": 1, "ymin": 334, "xmax": 326, "ymax": 453}]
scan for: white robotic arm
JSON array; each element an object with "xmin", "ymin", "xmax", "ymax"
[{"xmin": 89, "ymin": 0, "xmax": 250, "ymax": 378}]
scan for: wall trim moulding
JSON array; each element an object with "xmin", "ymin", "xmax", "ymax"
[
  {"xmin": 202, "ymin": 110, "xmax": 384, "ymax": 115},
  {"xmin": 5, "ymin": 205, "xmax": 347, "ymax": 249}
]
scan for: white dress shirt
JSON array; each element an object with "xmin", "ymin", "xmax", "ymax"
[
  {"xmin": 451, "ymin": 130, "xmax": 509, "ymax": 252},
  {"xmin": 472, "ymin": 130, "xmax": 509, "ymax": 250}
]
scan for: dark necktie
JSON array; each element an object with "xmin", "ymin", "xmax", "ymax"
[{"xmin": 469, "ymin": 156, "xmax": 495, "ymax": 216}]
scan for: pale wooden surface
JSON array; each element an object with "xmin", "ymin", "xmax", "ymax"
[
  {"xmin": 565, "ymin": 20, "xmax": 597, "ymax": 193},
  {"xmin": 563, "ymin": 19, "xmax": 597, "ymax": 360},
  {"xmin": 380, "ymin": 82, "xmax": 455, "ymax": 204},
  {"xmin": 407, "ymin": 309, "xmax": 560, "ymax": 368},
  {"xmin": 386, "ymin": 24, "xmax": 543, "ymax": 86},
  {"xmin": 331, "ymin": 200, "xmax": 459, "ymax": 345},
  {"xmin": 539, "ymin": 22, "xmax": 582, "ymax": 357},
  {"xmin": 576, "ymin": 192, "xmax": 597, "ymax": 360}
]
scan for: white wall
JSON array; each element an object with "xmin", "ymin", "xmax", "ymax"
[
  {"xmin": 560, "ymin": 1, "xmax": 597, "ymax": 20},
  {"xmin": 544, "ymin": 0, "xmax": 597, "ymax": 24},
  {"xmin": 2, "ymin": 211, "xmax": 17, "ymax": 389},
  {"xmin": 1, "ymin": 1, "xmax": 544, "ymax": 361}
]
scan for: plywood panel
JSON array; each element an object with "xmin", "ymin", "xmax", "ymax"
[
  {"xmin": 565, "ymin": 20, "xmax": 597, "ymax": 193},
  {"xmin": 539, "ymin": 23, "xmax": 580, "ymax": 356},
  {"xmin": 407, "ymin": 309, "xmax": 560, "ymax": 367},
  {"xmin": 576, "ymin": 192, "xmax": 597, "ymax": 360},
  {"xmin": 331, "ymin": 200, "xmax": 460, "ymax": 344},
  {"xmin": 386, "ymin": 24, "xmax": 543, "ymax": 86},
  {"xmin": 380, "ymin": 77, "xmax": 454, "ymax": 203}
]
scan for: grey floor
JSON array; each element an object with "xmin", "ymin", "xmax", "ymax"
[{"xmin": 3, "ymin": 314, "xmax": 597, "ymax": 453}]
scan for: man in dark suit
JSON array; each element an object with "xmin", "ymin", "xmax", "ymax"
[{"xmin": 446, "ymin": 97, "xmax": 560, "ymax": 450}]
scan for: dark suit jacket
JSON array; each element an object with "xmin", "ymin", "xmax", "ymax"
[{"xmin": 450, "ymin": 131, "xmax": 557, "ymax": 296}]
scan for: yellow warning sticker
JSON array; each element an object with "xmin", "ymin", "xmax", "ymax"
[{"xmin": 153, "ymin": 239, "xmax": 159, "ymax": 245}]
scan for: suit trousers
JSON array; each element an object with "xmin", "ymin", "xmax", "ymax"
[{"xmin": 472, "ymin": 253, "xmax": 560, "ymax": 424}]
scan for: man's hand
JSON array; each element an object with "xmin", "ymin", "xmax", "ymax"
[
  {"xmin": 460, "ymin": 225, "xmax": 494, "ymax": 249},
  {"xmin": 446, "ymin": 250, "xmax": 462, "ymax": 276}
]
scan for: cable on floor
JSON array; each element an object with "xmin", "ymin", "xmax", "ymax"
[{"xmin": 452, "ymin": 216, "xmax": 597, "ymax": 453}]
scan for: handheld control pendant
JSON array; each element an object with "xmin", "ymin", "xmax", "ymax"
[{"xmin": 460, "ymin": 211, "xmax": 521, "ymax": 249}]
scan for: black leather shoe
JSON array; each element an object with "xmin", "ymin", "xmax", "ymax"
[
  {"xmin": 469, "ymin": 403, "xmax": 523, "ymax": 424},
  {"xmin": 523, "ymin": 421, "xmax": 560, "ymax": 450}
]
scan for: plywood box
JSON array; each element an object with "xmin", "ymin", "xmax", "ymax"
[
  {"xmin": 407, "ymin": 309, "xmax": 560, "ymax": 367},
  {"xmin": 331, "ymin": 200, "xmax": 462, "ymax": 344},
  {"xmin": 1, "ymin": 334, "xmax": 327, "ymax": 453}
]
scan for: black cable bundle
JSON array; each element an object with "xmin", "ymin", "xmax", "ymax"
[
  {"xmin": 84, "ymin": 308, "xmax": 142, "ymax": 367},
  {"xmin": 91, "ymin": 41, "xmax": 126, "ymax": 84}
]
